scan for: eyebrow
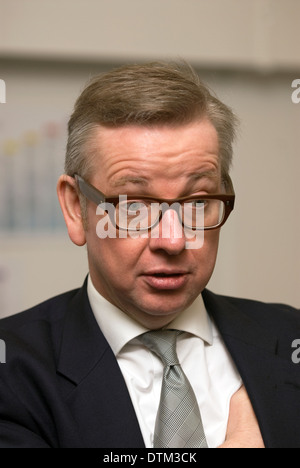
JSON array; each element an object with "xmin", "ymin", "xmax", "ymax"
[
  {"xmin": 187, "ymin": 170, "xmax": 220, "ymax": 182},
  {"xmin": 113, "ymin": 170, "xmax": 219, "ymax": 186},
  {"xmin": 112, "ymin": 176, "xmax": 149, "ymax": 187}
]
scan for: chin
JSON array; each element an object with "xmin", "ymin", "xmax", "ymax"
[{"xmin": 138, "ymin": 294, "xmax": 194, "ymax": 319}]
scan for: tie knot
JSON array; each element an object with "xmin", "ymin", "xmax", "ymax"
[{"xmin": 139, "ymin": 330, "xmax": 181, "ymax": 367}]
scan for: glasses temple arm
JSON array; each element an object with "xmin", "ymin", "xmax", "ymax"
[{"xmin": 74, "ymin": 174, "xmax": 106, "ymax": 205}]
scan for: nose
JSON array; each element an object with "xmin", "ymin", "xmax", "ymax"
[{"xmin": 148, "ymin": 207, "xmax": 186, "ymax": 255}]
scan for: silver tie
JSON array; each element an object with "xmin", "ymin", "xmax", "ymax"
[{"xmin": 139, "ymin": 330, "xmax": 208, "ymax": 448}]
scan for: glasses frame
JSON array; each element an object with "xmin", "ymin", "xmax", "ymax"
[{"xmin": 74, "ymin": 173, "xmax": 235, "ymax": 231}]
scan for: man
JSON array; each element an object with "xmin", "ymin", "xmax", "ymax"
[{"xmin": 0, "ymin": 62, "xmax": 299, "ymax": 448}]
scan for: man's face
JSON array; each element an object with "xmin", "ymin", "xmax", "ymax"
[{"xmin": 85, "ymin": 120, "xmax": 221, "ymax": 328}]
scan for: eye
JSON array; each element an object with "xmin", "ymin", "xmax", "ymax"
[
  {"xmin": 126, "ymin": 201, "xmax": 146, "ymax": 214},
  {"xmin": 191, "ymin": 199, "xmax": 207, "ymax": 209},
  {"xmin": 118, "ymin": 200, "xmax": 149, "ymax": 218}
]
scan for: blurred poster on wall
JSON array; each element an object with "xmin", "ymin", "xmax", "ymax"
[{"xmin": 0, "ymin": 106, "xmax": 67, "ymax": 233}]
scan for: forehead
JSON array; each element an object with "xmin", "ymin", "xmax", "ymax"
[{"xmin": 89, "ymin": 120, "xmax": 220, "ymax": 188}]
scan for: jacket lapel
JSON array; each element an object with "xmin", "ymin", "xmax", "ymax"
[
  {"xmin": 57, "ymin": 280, "xmax": 145, "ymax": 448},
  {"xmin": 203, "ymin": 289, "xmax": 300, "ymax": 448}
]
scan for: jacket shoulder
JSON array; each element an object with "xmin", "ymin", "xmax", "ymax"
[
  {"xmin": 0, "ymin": 287, "xmax": 82, "ymax": 365},
  {"xmin": 0, "ymin": 288, "xmax": 80, "ymax": 330},
  {"xmin": 203, "ymin": 289, "xmax": 300, "ymax": 336}
]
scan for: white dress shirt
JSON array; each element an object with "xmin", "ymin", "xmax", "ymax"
[{"xmin": 87, "ymin": 276, "xmax": 242, "ymax": 448}]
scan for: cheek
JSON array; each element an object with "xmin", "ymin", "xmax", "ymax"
[
  {"xmin": 204, "ymin": 229, "xmax": 220, "ymax": 261},
  {"xmin": 206, "ymin": 229, "xmax": 220, "ymax": 255},
  {"xmin": 192, "ymin": 230, "xmax": 220, "ymax": 276},
  {"xmin": 87, "ymin": 233, "xmax": 147, "ymax": 282}
]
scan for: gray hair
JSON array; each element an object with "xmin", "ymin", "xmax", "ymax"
[{"xmin": 65, "ymin": 61, "xmax": 238, "ymax": 182}]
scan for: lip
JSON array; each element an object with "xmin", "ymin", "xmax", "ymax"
[{"xmin": 142, "ymin": 270, "xmax": 190, "ymax": 291}]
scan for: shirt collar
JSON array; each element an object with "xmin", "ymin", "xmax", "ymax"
[{"xmin": 87, "ymin": 275, "xmax": 213, "ymax": 356}]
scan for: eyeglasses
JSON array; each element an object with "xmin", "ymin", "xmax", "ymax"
[{"xmin": 74, "ymin": 174, "xmax": 235, "ymax": 231}]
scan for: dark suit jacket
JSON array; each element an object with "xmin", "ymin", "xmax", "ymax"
[{"xmin": 0, "ymin": 278, "xmax": 299, "ymax": 448}]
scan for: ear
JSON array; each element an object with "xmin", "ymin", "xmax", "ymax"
[{"xmin": 57, "ymin": 175, "xmax": 86, "ymax": 246}]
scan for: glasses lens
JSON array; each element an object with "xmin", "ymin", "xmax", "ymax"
[
  {"xmin": 183, "ymin": 199, "xmax": 225, "ymax": 229},
  {"xmin": 116, "ymin": 200, "xmax": 156, "ymax": 230},
  {"xmin": 115, "ymin": 198, "xmax": 226, "ymax": 230}
]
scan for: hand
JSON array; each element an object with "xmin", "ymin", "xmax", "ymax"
[{"xmin": 218, "ymin": 386, "xmax": 265, "ymax": 448}]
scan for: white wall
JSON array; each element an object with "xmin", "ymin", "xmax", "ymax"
[
  {"xmin": 1, "ymin": 0, "xmax": 300, "ymax": 71},
  {"xmin": 0, "ymin": 0, "xmax": 299, "ymax": 317}
]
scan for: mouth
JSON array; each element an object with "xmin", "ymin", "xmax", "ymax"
[{"xmin": 142, "ymin": 270, "xmax": 189, "ymax": 290}]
